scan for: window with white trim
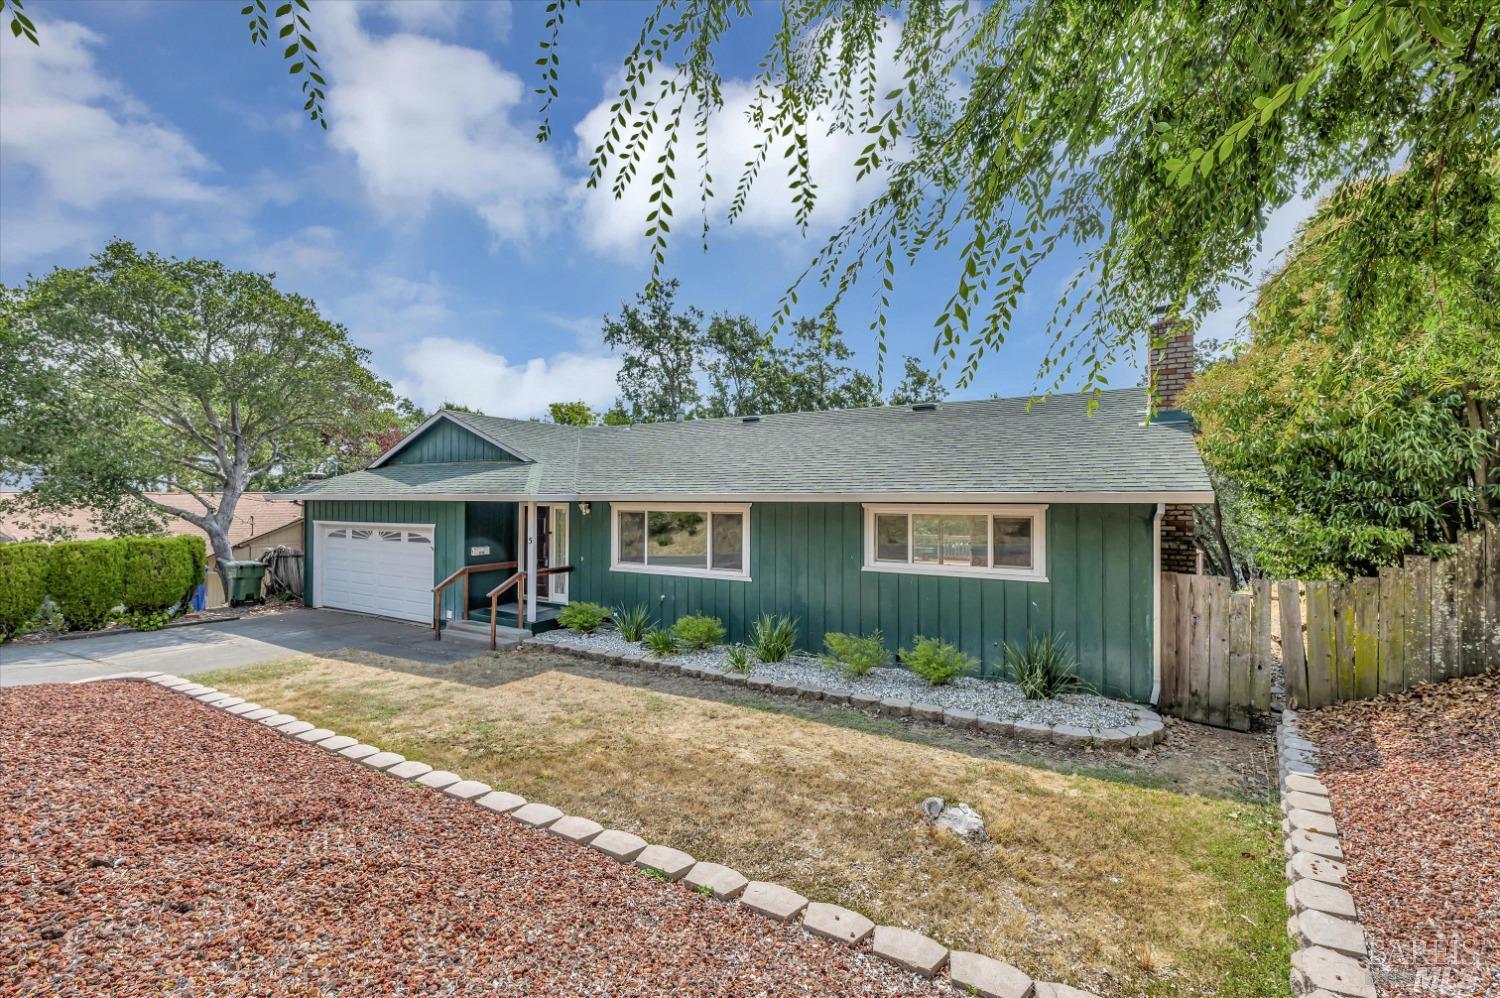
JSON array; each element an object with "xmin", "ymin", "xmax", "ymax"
[
  {"xmin": 863, "ymin": 504, "xmax": 1046, "ymax": 580},
  {"xmin": 611, "ymin": 504, "xmax": 751, "ymax": 580}
]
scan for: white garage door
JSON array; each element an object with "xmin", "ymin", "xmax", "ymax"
[{"xmin": 317, "ymin": 524, "xmax": 435, "ymax": 623}]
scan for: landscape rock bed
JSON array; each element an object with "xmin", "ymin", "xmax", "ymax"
[
  {"xmin": 4, "ymin": 672, "xmax": 1108, "ymax": 997},
  {"xmin": 533, "ymin": 628, "xmax": 1161, "ymax": 748},
  {"xmin": 2, "ymin": 680, "xmax": 938, "ymax": 996}
]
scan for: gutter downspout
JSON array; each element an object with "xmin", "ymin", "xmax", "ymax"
[{"xmin": 1151, "ymin": 502, "xmax": 1164, "ymax": 705}]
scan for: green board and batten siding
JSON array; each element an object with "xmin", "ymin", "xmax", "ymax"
[
  {"xmin": 302, "ymin": 500, "xmax": 467, "ymax": 620},
  {"xmin": 384, "ymin": 421, "xmax": 519, "ymax": 465},
  {"xmin": 567, "ymin": 501, "xmax": 1156, "ymax": 702}
]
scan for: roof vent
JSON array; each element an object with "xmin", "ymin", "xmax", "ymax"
[
  {"xmin": 910, "ymin": 402, "xmax": 939, "ymax": 412},
  {"xmin": 303, "ymin": 472, "xmax": 326, "ymax": 481},
  {"xmin": 740, "ymin": 415, "xmax": 762, "ymax": 424}
]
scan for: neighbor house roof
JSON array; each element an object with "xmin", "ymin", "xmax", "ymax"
[
  {"xmin": 274, "ymin": 388, "xmax": 1213, "ymax": 503},
  {"xmin": 0, "ymin": 492, "xmax": 303, "ymax": 547}
]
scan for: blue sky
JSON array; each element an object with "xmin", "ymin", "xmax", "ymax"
[{"xmin": 0, "ymin": 0, "xmax": 1309, "ymax": 418}]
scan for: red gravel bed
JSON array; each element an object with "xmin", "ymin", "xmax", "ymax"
[
  {"xmin": 1300, "ymin": 672, "xmax": 1500, "ymax": 997},
  {"xmin": 1, "ymin": 682, "xmax": 943, "ymax": 996}
]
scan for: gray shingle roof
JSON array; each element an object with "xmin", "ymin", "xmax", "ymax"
[{"xmin": 276, "ymin": 388, "xmax": 1212, "ymax": 501}]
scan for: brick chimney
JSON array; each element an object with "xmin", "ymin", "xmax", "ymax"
[
  {"xmin": 1147, "ymin": 310, "xmax": 1195, "ymax": 409},
  {"xmin": 1147, "ymin": 309, "xmax": 1200, "ymax": 574}
]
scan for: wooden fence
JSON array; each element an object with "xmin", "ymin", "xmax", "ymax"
[{"xmin": 1160, "ymin": 523, "xmax": 1499, "ymax": 729}]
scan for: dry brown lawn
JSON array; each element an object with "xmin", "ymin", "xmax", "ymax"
[{"xmin": 198, "ymin": 648, "xmax": 1288, "ymax": 997}]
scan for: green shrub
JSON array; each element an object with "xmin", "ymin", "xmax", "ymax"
[
  {"xmin": 173, "ymin": 535, "xmax": 206, "ymax": 605},
  {"xmin": 1003, "ymin": 633, "xmax": 1085, "ymax": 700},
  {"xmin": 643, "ymin": 628, "xmax": 679, "ymax": 657},
  {"xmin": 611, "ymin": 603, "xmax": 651, "ymax": 642},
  {"xmin": 725, "ymin": 643, "xmax": 752, "ymax": 673},
  {"xmin": 0, "ymin": 542, "xmax": 50, "ymax": 635},
  {"xmin": 48, "ymin": 538, "xmax": 125, "ymax": 631},
  {"xmin": 122, "ymin": 537, "xmax": 193, "ymax": 614},
  {"xmin": 671, "ymin": 613, "xmax": 726, "ymax": 650},
  {"xmin": 821, "ymin": 630, "xmax": 888, "ymax": 678},
  {"xmin": 124, "ymin": 608, "xmax": 174, "ymax": 632},
  {"xmin": 902, "ymin": 636, "xmax": 976, "ymax": 686},
  {"xmin": 558, "ymin": 601, "xmax": 609, "ymax": 633},
  {"xmin": 750, "ymin": 613, "xmax": 798, "ymax": 663}
]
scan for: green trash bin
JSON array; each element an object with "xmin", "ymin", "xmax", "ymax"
[{"xmin": 222, "ymin": 559, "xmax": 268, "ymax": 606}]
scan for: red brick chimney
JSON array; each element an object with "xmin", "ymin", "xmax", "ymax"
[
  {"xmin": 1148, "ymin": 309, "xmax": 1200, "ymax": 574},
  {"xmin": 1147, "ymin": 310, "xmax": 1195, "ymax": 409}
]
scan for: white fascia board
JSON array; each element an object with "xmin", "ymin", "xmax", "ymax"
[
  {"xmin": 275, "ymin": 489, "xmax": 1216, "ymax": 504},
  {"xmin": 573, "ymin": 490, "xmax": 1216, "ymax": 504}
]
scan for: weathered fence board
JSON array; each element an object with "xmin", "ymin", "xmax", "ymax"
[
  {"xmin": 1250, "ymin": 577, "xmax": 1274, "ymax": 711},
  {"xmin": 1160, "ymin": 525, "xmax": 1497, "ymax": 726},
  {"xmin": 1227, "ymin": 594, "xmax": 1252, "ymax": 731},
  {"xmin": 1278, "ymin": 580, "xmax": 1306, "ymax": 708}
]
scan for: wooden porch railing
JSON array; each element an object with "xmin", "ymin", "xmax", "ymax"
[
  {"xmin": 486, "ymin": 572, "xmax": 525, "ymax": 651},
  {"xmin": 432, "ymin": 561, "xmax": 516, "ymax": 640},
  {"xmin": 483, "ymin": 565, "xmax": 575, "ymax": 650}
]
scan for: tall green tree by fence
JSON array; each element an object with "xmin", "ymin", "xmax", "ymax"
[{"xmin": 1187, "ymin": 166, "xmax": 1499, "ymax": 579}]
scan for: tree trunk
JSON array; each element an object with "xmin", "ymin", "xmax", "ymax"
[
  {"xmin": 209, "ymin": 480, "xmax": 246, "ymax": 599},
  {"xmin": 1210, "ymin": 500, "xmax": 1236, "ymax": 587},
  {"xmin": 1466, "ymin": 393, "xmax": 1491, "ymax": 515}
]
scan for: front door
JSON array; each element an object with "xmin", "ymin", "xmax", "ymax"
[{"xmin": 536, "ymin": 504, "xmax": 569, "ymax": 603}]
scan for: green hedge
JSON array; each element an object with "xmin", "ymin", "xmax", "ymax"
[
  {"xmin": 1, "ymin": 534, "xmax": 210, "ymax": 635},
  {"xmin": 0, "ymin": 542, "xmax": 50, "ymax": 635},
  {"xmin": 123, "ymin": 537, "xmax": 196, "ymax": 614},
  {"xmin": 173, "ymin": 534, "xmax": 206, "ymax": 602},
  {"xmin": 48, "ymin": 538, "xmax": 126, "ymax": 631}
]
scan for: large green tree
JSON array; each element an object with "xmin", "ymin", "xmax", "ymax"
[
  {"xmin": 1186, "ymin": 169, "xmax": 1499, "ymax": 578},
  {"xmin": 602, "ymin": 280, "xmax": 704, "ymax": 422},
  {"xmin": 0, "ymin": 241, "xmax": 397, "ymax": 586}
]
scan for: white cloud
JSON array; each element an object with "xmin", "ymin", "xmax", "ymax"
[
  {"xmin": 572, "ymin": 24, "xmax": 915, "ymax": 258},
  {"xmin": 363, "ymin": 0, "xmax": 512, "ymax": 40},
  {"xmin": 318, "ymin": 3, "xmax": 560, "ymax": 246},
  {"xmin": 0, "ymin": 20, "xmax": 220, "ymax": 264},
  {"xmin": 246, "ymin": 225, "xmax": 350, "ymax": 280},
  {"xmin": 540, "ymin": 312, "xmax": 604, "ymax": 347},
  {"xmin": 393, "ymin": 336, "xmax": 621, "ymax": 418}
]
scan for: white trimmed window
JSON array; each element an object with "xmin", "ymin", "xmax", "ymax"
[
  {"xmin": 611, "ymin": 503, "xmax": 751, "ymax": 580},
  {"xmin": 862, "ymin": 504, "xmax": 1047, "ymax": 581}
]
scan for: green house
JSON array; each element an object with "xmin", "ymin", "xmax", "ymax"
[{"xmin": 271, "ymin": 389, "xmax": 1211, "ymax": 704}]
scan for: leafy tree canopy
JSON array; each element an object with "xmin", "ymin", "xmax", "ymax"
[
  {"xmin": 548, "ymin": 401, "xmax": 597, "ymax": 426},
  {"xmin": 887, "ymin": 355, "xmax": 949, "ymax": 406},
  {"xmin": 0, "ymin": 241, "xmax": 397, "ymax": 579},
  {"xmin": 545, "ymin": 0, "xmax": 1497, "ymax": 398},
  {"xmin": 600, "ymin": 279, "xmax": 942, "ymax": 421},
  {"xmin": 1186, "ymin": 167, "xmax": 1499, "ymax": 579}
]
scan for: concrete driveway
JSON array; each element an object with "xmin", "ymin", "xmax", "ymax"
[{"xmin": 0, "ymin": 608, "xmax": 492, "ymax": 686}]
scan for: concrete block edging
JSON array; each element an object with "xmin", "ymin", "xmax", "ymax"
[
  {"xmin": 1276, "ymin": 708, "xmax": 1378, "ymax": 998},
  {"xmin": 77, "ymin": 670, "xmax": 1102, "ymax": 997}
]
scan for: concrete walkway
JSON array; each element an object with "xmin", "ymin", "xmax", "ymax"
[{"xmin": 0, "ymin": 608, "xmax": 491, "ymax": 686}]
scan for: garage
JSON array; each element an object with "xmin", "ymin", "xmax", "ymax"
[{"xmin": 315, "ymin": 523, "xmax": 435, "ymax": 623}]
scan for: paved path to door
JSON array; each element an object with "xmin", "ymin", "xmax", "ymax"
[{"xmin": 0, "ymin": 609, "xmax": 487, "ymax": 687}]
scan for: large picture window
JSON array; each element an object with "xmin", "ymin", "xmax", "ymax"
[
  {"xmin": 612, "ymin": 504, "xmax": 751, "ymax": 580},
  {"xmin": 863, "ymin": 504, "xmax": 1046, "ymax": 580}
]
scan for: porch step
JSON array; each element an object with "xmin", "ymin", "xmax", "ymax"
[
  {"xmin": 444, "ymin": 619, "xmax": 530, "ymax": 647},
  {"xmin": 464, "ymin": 603, "xmax": 563, "ymax": 634}
]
